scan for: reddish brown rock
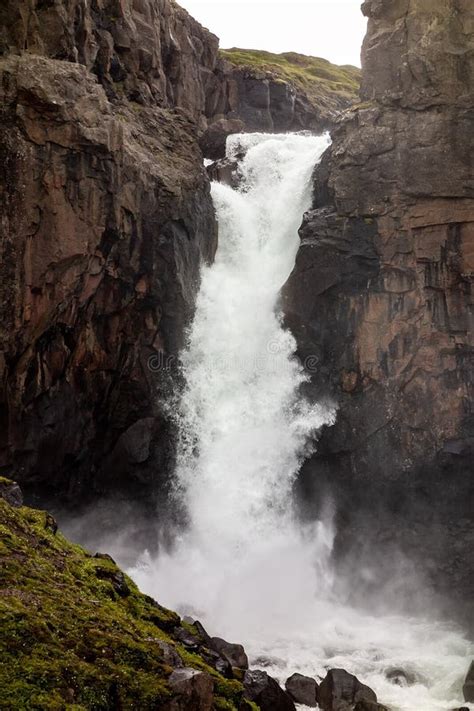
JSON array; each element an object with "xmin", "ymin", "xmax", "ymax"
[
  {"xmin": 0, "ymin": 0, "xmax": 220, "ymax": 121},
  {"xmin": 0, "ymin": 48, "xmax": 216, "ymax": 500},
  {"xmin": 283, "ymin": 0, "xmax": 474, "ymax": 620}
]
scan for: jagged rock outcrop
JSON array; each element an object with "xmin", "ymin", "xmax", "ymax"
[
  {"xmin": 0, "ymin": 0, "xmax": 218, "ymax": 501},
  {"xmin": 284, "ymin": 0, "xmax": 474, "ymax": 617},
  {"xmin": 0, "ymin": 0, "xmax": 220, "ymax": 121}
]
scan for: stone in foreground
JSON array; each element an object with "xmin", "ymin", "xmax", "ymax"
[
  {"xmin": 285, "ymin": 672, "xmax": 319, "ymax": 706},
  {"xmin": 210, "ymin": 636, "xmax": 249, "ymax": 670},
  {"xmin": 318, "ymin": 668, "xmax": 377, "ymax": 711},
  {"xmin": 244, "ymin": 669, "xmax": 296, "ymax": 711},
  {"xmin": 168, "ymin": 668, "xmax": 214, "ymax": 711}
]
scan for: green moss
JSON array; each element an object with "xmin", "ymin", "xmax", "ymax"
[
  {"xmin": 220, "ymin": 48, "xmax": 360, "ymax": 105},
  {"xmin": 0, "ymin": 499, "xmax": 251, "ymax": 710}
]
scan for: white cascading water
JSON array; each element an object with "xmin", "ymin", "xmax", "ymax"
[{"xmin": 131, "ymin": 133, "xmax": 473, "ymax": 711}]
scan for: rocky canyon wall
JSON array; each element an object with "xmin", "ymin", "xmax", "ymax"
[
  {"xmin": 284, "ymin": 0, "xmax": 474, "ymax": 616},
  {"xmin": 0, "ymin": 0, "xmax": 219, "ymax": 503}
]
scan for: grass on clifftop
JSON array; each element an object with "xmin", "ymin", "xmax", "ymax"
[
  {"xmin": 220, "ymin": 48, "xmax": 360, "ymax": 102},
  {"xmin": 0, "ymin": 493, "xmax": 255, "ymax": 710}
]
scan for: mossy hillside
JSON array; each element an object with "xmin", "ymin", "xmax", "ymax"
[
  {"xmin": 220, "ymin": 48, "xmax": 360, "ymax": 103},
  {"xmin": 0, "ymin": 496, "xmax": 255, "ymax": 710}
]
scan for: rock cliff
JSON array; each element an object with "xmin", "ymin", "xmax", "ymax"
[
  {"xmin": 0, "ymin": 0, "xmax": 220, "ymax": 119},
  {"xmin": 284, "ymin": 0, "xmax": 474, "ymax": 616},
  {"xmin": 0, "ymin": 0, "xmax": 218, "ymax": 502}
]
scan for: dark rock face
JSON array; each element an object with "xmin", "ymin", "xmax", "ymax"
[
  {"xmin": 168, "ymin": 668, "xmax": 214, "ymax": 711},
  {"xmin": 199, "ymin": 118, "xmax": 245, "ymax": 161},
  {"xmin": 284, "ymin": 0, "xmax": 474, "ymax": 621},
  {"xmin": 243, "ymin": 670, "xmax": 296, "ymax": 711},
  {"xmin": 285, "ymin": 672, "xmax": 319, "ymax": 707},
  {"xmin": 0, "ymin": 477, "xmax": 23, "ymax": 508},
  {"xmin": 0, "ymin": 0, "xmax": 219, "ymax": 120},
  {"xmin": 318, "ymin": 669, "xmax": 377, "ymax": 711},
  {"xmin": 0, "ymin": 1, "xmax": 217, "ymax": 502},
  {"xmin": 209, "ymin": 637, "xmax": 249, "ymax": 670}
]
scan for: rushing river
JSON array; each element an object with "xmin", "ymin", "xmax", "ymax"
[{"xmin": 130, "ymin": 133, "xmax": 473, "ymax": 711}]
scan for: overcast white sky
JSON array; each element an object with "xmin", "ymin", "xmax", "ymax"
[{"xmin": 177, "ymin": 0, "xmax": 367, "ymax": 67}]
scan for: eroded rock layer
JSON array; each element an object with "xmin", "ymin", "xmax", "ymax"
[{"xmin": 284, "ymin": 0, "xmax": 474, "ymax": 616}]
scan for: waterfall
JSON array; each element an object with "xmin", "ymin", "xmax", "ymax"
[{"xmin": 131, "ymin": 133, "xmax": 473, "ymax": 711}]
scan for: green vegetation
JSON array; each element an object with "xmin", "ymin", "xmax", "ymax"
[
  {"xmin": 0, "ymin": 492, "xmax": 252, "ymax": 710},
  {"xmin": 220, "ymin": 48, "xmax": 360, "ymax": 104}
]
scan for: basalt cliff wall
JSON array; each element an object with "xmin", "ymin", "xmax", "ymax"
[
  {"xmin": 284, "ymin": 0, "xmax": 474, "ymax": 614},
  {"xmin": 0, "ymin": 0, "xmax": 220, "ymax": 503}
]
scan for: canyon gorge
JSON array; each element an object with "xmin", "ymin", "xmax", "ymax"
[{"xmin": 0, "ymin": 0, "xmax": 473, "ymax": 709}]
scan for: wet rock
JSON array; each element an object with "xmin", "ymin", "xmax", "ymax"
[
  {"xmin": 0, "ymin": 479, "xmax": 23, "ymax": 508},
  {"xmin": 200, "ymin": 118, "xmax": 244, "ymax": 160},
  {"xmin": 200, "ymin": 648, "xmax": 232, "ymax": 678},
  {"xmin": 174, "ymin": 627, "xmax": 201, "ymax": 650},
  {"xmin": 463, "ymin": 661, "xmax": 474, "ymax": 702},
  {"xmin": 285, "ymin": 672, "xmax": 319, "ymax": 707},
  {"xmin": 318, "ymin": 669, "xmax": 377, "ymax": 711},
  {"xmin": 210, "ymin": 637, "xmax": 249, "ymax": 670},
  {"xmin": 385, "ymin": 667, "xmax": 416, "ymax": 687},
  {"xmin": 168, "ymin": 668, "xmax": 214, "ymax": 711},
  {"xmin": 207, "ymin": 158, "xmax": 240, "ymax": 188},
  {"xmin": 192, "ymin": 620, "xmax": 212, "ymax": 645},
  {"xmin": 243, "ymin": 669, "xmax": 296, "ymax": 711}
]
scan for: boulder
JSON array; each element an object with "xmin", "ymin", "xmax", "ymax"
[
  {"xmin": 318, "ymin": 669, "xmax": 377, "ymax": 711},
  {"xmin": 168, "ymin": 668, "xmax": 214, "ymax": 711},
  {"xmin": 463, "ymin": 661, "xmax": 474, "ymax": 702},
  {"xmin": 200, "ymin": 647, "xmax": 232, "ymax": 678},
  {"xmin": 0, "ymin": 478, "xmax": 23, "ymax": 508},
  {"xmin": 285, "ymin": 672, "xmax": 319, "ymax": 707},
  {"xmin": 210, "ymin": 637, "xmax": 249, "ymax": 670},
  {"xmin": 244, "ymin": 670, "xmax": 296, "ymax": 711}
]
